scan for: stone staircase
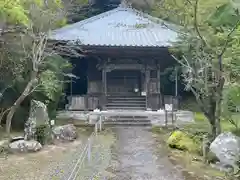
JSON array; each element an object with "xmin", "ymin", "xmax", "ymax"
[
  {"xmin": 103, "ymin": 115, "xmax": 151, "ymax": 126},
  {"xmin": 104, "ymin": 96, "xmax": 150, "ymax": 126},
  {"xmin": 106, "ymin": 96, "xmax": 146, "ymax": 110}
]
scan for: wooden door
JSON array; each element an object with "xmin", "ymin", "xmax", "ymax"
[{"xmin": 107, "ymin": 70, "xmax": 141, "ymax": 95}]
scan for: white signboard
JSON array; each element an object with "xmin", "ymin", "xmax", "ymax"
[
  {"xmin": 141, "ymin": 92, "xmax": 146, "ymax": 96},
  {"xmin": 50, "ymin": 120, "xmax": 55, "ymax": 126}
]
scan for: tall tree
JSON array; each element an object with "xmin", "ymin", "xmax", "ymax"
[
  {"xmin": 154, "ymin": 0, "xmax": 240, "ymax": 139},
  {"xmin": 0, "ymin": 0, "xmax": 79, "ymax": 134}
]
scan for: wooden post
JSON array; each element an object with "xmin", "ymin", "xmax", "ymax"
[
  {"xmin": 102, "ymin": 62, "xmax": 107, "ymax": 109},
  {"xmin": 145, "ymin": 67, "xmax": 150, "ymax": 109},
  {"xmin": 157, "ymin": 65, "xmax": 161, "ymax": 109},
  {"xmin": 175, "ymin": 67, "xmax": 178, "ymax": 97}
]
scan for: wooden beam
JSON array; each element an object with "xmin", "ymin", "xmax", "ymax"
[{"xmin": 97, "ymin": 63, "xmax": 158, "ymax": 71}]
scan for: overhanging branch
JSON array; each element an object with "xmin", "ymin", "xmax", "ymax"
[
  {"xmin": 218, "ymin": 19, "xmax": 240, "ymax": 59},
  {"xmin": 194, "ymin": 0, "xmax": 208, "ymax": 46}
]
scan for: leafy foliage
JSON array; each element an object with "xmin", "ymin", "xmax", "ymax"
[
  {"xmin": 152, "ymin": 0, "xmax": 240, "ymax": 138},
  {"xmin": 222, "ymin": 83, "xmax": 240, "ymax": 128},
  {"xmin": 33, "ymin": 55, "xmax": 72, "ymax": 118},
  {"xmin": 0, "ymin": 0, "xmax": 76, "ymax": 130},
  {"xmin": 37, "ymin": 56, "xmax": 71, "ymax": 101}
]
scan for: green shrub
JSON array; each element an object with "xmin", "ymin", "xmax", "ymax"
[
  {"xmin": 167, "ymin": 130, "xmax": 200, "ymax": 153},
  {"xmin": 194, "ymin": 112, "xmax": 207, "ymax": 122},
  {"xmin": 35, "ymin": 124, "xmax": 52, "ymax": 145}
]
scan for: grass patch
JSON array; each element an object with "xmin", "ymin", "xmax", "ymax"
[
  {"xmin": 194, "ymin": 112, "xmax": 207, "ymax": 122},
  {"xmin": 185, "ymin": 112, "xmax": 240, "ymax": 137},
  {"xmin": 168, "ymin": 150, "xmax": 227, "ymax": 179},
  {"xmin": 151, "ymin": 110, "xmax": 240, "ymax": 179},
  {"xmin": 152, "ymin": 126, "xmax": 228, "ymax": 179},
  {"xmin": 76, "ymin": 128, "xmax": 116, "ymax": 180}
]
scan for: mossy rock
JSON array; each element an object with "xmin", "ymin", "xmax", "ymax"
[{"xmin": 167, "ymin": 130, "xmax": 199, "ymax": 153}]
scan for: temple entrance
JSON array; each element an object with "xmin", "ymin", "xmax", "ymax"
[{"xmin": 107, "ymin": 70, "xmax": 142, "ymax": 96}]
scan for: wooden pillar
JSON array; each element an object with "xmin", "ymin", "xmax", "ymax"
[
  {"xmin": 174, "ymin": 67, "xmax": 178, "ymax": 110},
  {"xmin": 157, "ymin": 65, "xmax": 161, "ymax": 109},
  {"xmin": 145, "ymin": 67, "xmax": 150, "ymax": 109},
  {"xmin": 175, "ymin": 67, "xmax": 178, "ymax": 97},
  {"xmin": 102, "ymin": 70, "xmax": 107, "ymax": 95},
  {"xmin": 101, "ymin": 62, "xmax": 107, "ymax": 109}
]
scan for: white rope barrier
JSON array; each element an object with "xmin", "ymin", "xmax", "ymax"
[{"xmin": 67, "ymin": 115, "xmax": 103, "ymax": 180}]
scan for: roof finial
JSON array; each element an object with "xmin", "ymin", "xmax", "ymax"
[{"xmin": 119, "ymin": 0, "xmax": 132, "ymax": 8}]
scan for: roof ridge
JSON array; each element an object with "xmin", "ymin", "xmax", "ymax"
[
  {"xmin": 52, "ymin": 6, "xmax": 179, "ymax": 34},
  {"xmin": 52, "ymin": 7, "xmax": 123, "ymax": 33}
]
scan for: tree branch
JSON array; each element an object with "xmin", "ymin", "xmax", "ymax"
[
  {"xmin": 189, "ymin": 86, "xmax": 210, "ymax": 117},
  {"xmin": 171, "ymin": 55, "xmax": 193, "ymax": 71},
  {"xmin": 218, "ymin": 19, "xmax": 240, "ymax": 59},
  {"xmin": 194, "ymin": 0, "xmax": 208, "ymax": 46}
]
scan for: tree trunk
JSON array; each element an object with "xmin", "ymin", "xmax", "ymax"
[
  {"xmin": 206, "ymin": 92, "xmax": 218, "ymax": 139},
  {"xmin": 215, "ymin": 78, "xmax": 225, "ymax": 136},
  {"xmin": 0, "ymin": 108, "xmax": 10, "ymax": 125},
  {"xmin": 215, "ymin": 98, "xmax": 222, "ymax": 136},
  {"xmin": 210, "ymin": 121, "xmax": 217, "ymax": 140},
  {"xmin": 5, "ymin": 72, "xmax": 37, "ymax": 135}
]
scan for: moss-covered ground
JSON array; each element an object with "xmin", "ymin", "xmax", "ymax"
[{"xmin": 152, "ymin": 109, "xmax": 240, "ymax": 180}]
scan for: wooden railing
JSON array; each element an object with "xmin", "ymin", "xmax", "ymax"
[
  {"xmin": 67, "ymin": 95, "xmax": 101, "ymax": 111},
  {"xmin": 67, "ymin": 94, "xmax": 179, "ymax": 111}
]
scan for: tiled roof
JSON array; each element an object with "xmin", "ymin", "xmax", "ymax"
[{"xmin": 49, "ymin": 7, "xmax": 179, "ymax": 47}]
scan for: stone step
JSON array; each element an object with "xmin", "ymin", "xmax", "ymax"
[
  {"xmin": 107, "ymin": 97, "xmax": 146, "ymax": 100},
  {"xmin": 106, "ymin": 96, "xmax": 146, "ymax": 110},
  {"xmin": 107, "ymin": 115, "xmax": 149, "ymax": 119},
  {"xmin": 103, "ymin": 121, "xmax": 151, "ymax": 126},
  {"xmin": 106, "ymin": 117, "xmax": 148, "ymax": 121},
  {"xmin": 107, "ymin": 100, "xmax": 146, "ymax": 103},
  {"xmin": 106, "ymin": 103, "xmax": 146, "ymax": 107},
  {"xmin": 106, "ymin": 107, "xmax": 146, "ymax": 110},
  {"xmin": 104, "ymin": 120, "xmax": 150, "ymax": 124}
]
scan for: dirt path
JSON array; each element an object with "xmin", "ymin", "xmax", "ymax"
[{"xmin": 103, "ymin": 127, "xmax": 186, "ymax": 180}]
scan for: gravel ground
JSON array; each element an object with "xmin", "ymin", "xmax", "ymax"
[
  {"xmin": 0, "ymin": 139, "xmax": 85, "ymax": 180},
  {"xmin": 102, "ymin": 127, "xmax": 186, "ymax": 180},
  {"xmin": 0, "ymin": 128, "xmax": 91, "ymax": 180}
]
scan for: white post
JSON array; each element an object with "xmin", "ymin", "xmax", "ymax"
[
  {"xmin": 165, "ymin": 110, "xmax": 168, "ymax": 126},
  {"xmin": 95, "ymin": 122, "xmax": 98, "ymax": 134},
  {"xmin": 99, "ymin": 115, "xmax": 102, "ymax": 131}
]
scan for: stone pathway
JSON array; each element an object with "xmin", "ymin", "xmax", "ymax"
[{"xmin": 103, "ymin": 127, "xmax": 186, "ymax": 180}]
